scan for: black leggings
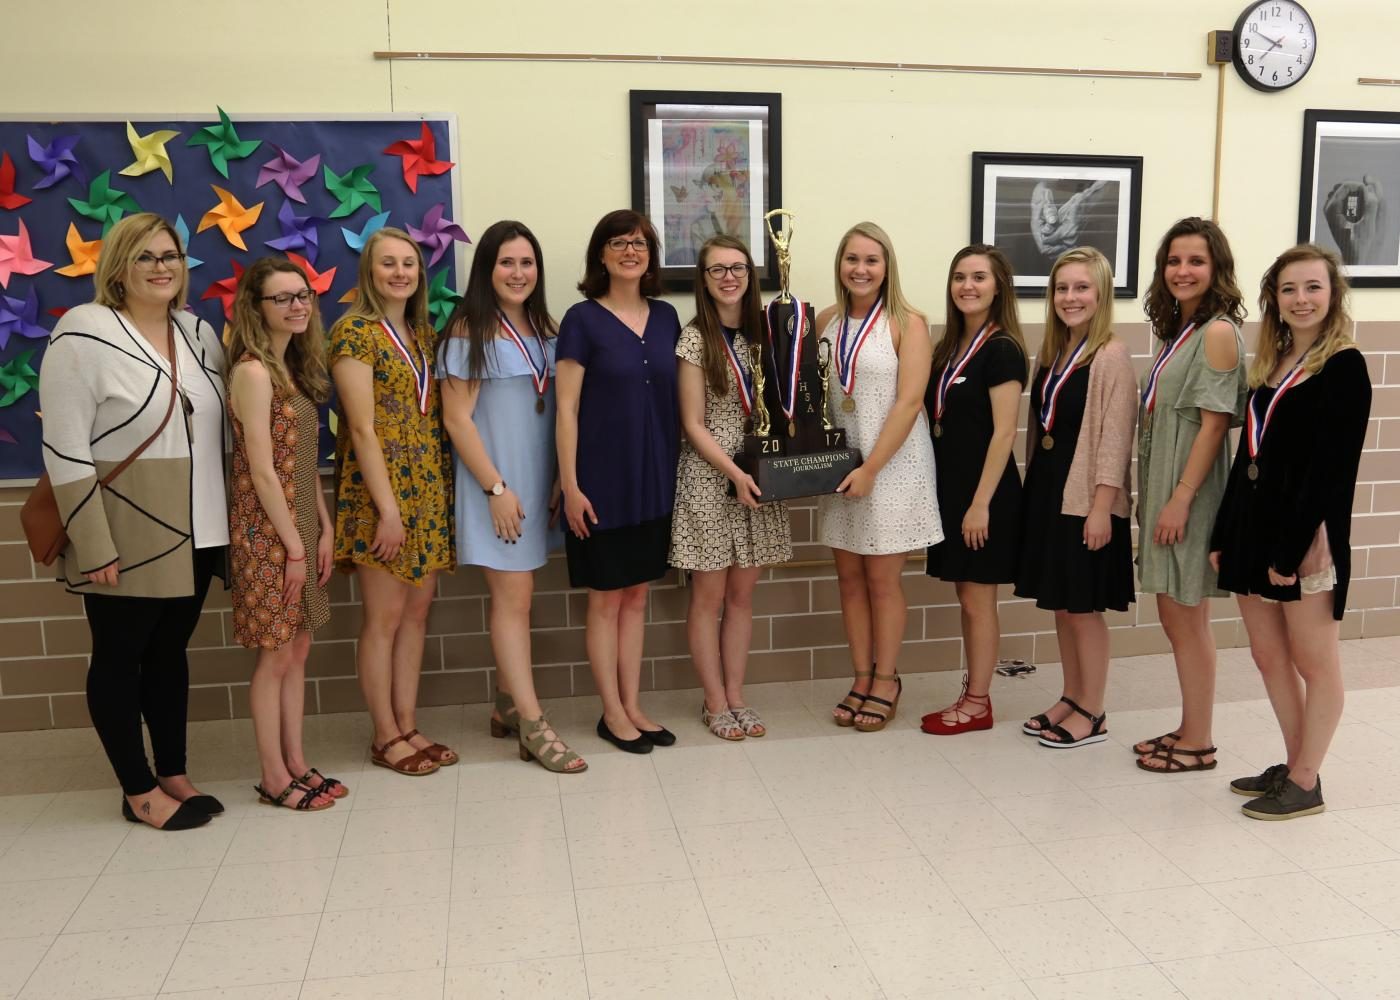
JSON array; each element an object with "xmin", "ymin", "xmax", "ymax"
[{"xmin": 83, "ymin": 547, "xmax": 220, "ymax": 796}]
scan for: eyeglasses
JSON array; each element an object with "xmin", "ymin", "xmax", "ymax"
[
  {"xmin": 605, "ymin": 238, "xmax": 650, "ymax": 253},
  {"xmin": 704, "ymin": 263, "xmax": 750, "ymax": 279},
  {"xmin": 260, "ymin": 290, "xmax": 316, "ymax": 308},
  {"xmin": 133, "ymin": 252, "xmax": 186, "ymax": 271}
]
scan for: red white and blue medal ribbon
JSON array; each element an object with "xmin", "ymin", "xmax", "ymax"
[
  {"xmin": 835, "ymin": 296, "xmax": 884, "ymax": 398},
  {"xmin": 1039, "ymin": 336, "xmax": 1090, "ymax": 434},
  {"xmin": 934, "ymin": 321, "xmax": 995, "ymax": 424},
  {"xmin": 1245, "ymin": 356, "xmax": 1308, "ymax": 474},
  {"xmin": 765, "ymin": 297, "xmax": 806, "ymax": 424},
  {"xmin": 1140, "ymin": 321, "xmax": 1197, "ymax": 415},
  {"xmin": 497, "ymin": 309, "xmax": 550, "ymax": 400},
  {"xmin": 381, "ymin": 319, "xmax": 430, "ymax": 415},
  {"xmin": 719, "ymin": 328, "xmax": 754, "ymax": 415}
]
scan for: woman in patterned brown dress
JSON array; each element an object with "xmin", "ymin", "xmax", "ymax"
[
  {"xmin": 228, "ymin": 258, "xmax": 344, "ymax": 810},
  {"xmin": 670, "ymin": 236, "xmax": 792, "ymax": 740}
]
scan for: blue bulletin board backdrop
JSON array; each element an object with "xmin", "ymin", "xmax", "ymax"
[{"xmin": 0, "ymin": 113, "xmax": 463, "ymax": 483}]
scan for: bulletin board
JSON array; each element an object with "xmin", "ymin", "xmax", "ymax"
[{"xmin": 0, "ymin": 111, "xmax": 465, "ymax": 482}]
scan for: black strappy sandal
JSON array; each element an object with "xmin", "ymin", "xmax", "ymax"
[
  {"xmin": 254, "ymin": 779, "xmax": 335, "ymax": 811},
  {"xmin": 1037, "ymin": 702, "xmax": 1108, "ymax": 749},
  {"xmin": 295, "ymin": 768, "xmax": 348, "ymax": 799},
  {"xmin": 1136, "ymin": 744, "xmax": 1218, "ymax": 773},
  {"xmin": 1022, "ymin": 696, "xmax": 1077, "ymax": 736},
  {"xmin": 1131, "ymin": 731, "xmax": 1181, "ymax": 756}
]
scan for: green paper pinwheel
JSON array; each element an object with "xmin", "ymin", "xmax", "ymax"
[
  {"xmin": 323, "ymin": 163, "xmax": 382, "ymax": 219},
  {"xmin": 0, "ymin": 349, "xmax": 39, "ymax": 407},
  {"xmin": 426, "ymin": 268, "xmax": 461, "ymax": 332},
  {"xmin": 67, "ymin": 171, "xmax": 141, "ymax": 235},
  {"xmin": 186, "ymin": 106, "xmax": 262, "ymax": 179}
]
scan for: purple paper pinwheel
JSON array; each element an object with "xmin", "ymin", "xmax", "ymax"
[
  {"xmin": 26, "ymin": 133, "xmax": 86, "ymax": 191},
  {"xmin": 0, "ymin": 287, "xmax": 47, "ymax": 351},
  {"xmin": 266, "ymin": 200, "xmax": 326, "ymax": 264},
  {"xmin": 407, "ymin": 203, "xmax": 471, "ymax": 267},
  {"xmin": 256, "ymin": 146, "xmax": 322, "ymax": 204}
]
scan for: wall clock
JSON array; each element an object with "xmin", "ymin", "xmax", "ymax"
[{"xmin": 1232, "ymin": 1, "xmax": 1316, "ymax": 92}]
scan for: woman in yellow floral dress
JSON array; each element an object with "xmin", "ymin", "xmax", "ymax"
[{"xmin": 330, "ymin": 227, "xmax": 456, "ymax": 775}]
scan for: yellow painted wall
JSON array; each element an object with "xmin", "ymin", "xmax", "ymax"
[{"xmin": 6, "ymin": 0, "xmax": 1400, "ymax": 328}]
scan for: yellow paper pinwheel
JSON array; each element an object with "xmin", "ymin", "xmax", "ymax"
[
  {"xmin": 119, "ymin": 122, "xmax": 180, "ymax": 183},
  {"xmin": 197, "ymin": 185, "xmax": 263, "ymax": 251}
]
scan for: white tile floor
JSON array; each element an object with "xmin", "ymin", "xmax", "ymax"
[{"xmin": 1, "ymin": 640, "xmax": 1399, "ymax": 999}]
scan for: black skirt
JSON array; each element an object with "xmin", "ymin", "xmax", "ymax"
[{"xmin": 565, "ymin": 515, "xmax": 672, "ymax": 591}]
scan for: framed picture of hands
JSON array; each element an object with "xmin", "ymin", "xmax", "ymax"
[
  {"xmin": 971, "ymin": 151, "xmax": 1143, "ymax": 299},
  {"xmin": 1300, "ymin": 110, "xmax": 1400, "ymax": 286}
]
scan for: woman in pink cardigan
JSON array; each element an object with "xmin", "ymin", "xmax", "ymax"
[{"xmin": 1015, "ymin": 247, "xmax": 1137, "ymax": 748}]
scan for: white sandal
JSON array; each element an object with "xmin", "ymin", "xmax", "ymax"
[
  {"xmin": 731, "ymin": 706, "xmax": 766, "ymax": 738},
  {"xmin": 701, "ymin": 705, "xmax": 745, "ymax": 741}
]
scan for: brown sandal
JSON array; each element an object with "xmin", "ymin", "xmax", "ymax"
[
  {"xmin": 370, "ymin": 735, "xmax": 439, "ymax": 776},
  {"xmin": 403, "ymin": 728, "xmax": 458, "ymax": 766},
  {"xmin": 1135, "ymin": 744, "xmax": 1218, "ymax": 773}
]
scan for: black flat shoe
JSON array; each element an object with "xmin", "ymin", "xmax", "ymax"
[
  {"xmin": 639, "ymin": 726, "xmax": 676, "ymax": 747},
  {"xmin": 121, "ymin": 798, "xmax": 212, "ymax": 831},
  {"xmin": 181, "ymin": 794, "xmax": 225, "ymax": 816},
  {"xmin": 596, "ymin": 716, "xmax": 653, "ymax": 754}
]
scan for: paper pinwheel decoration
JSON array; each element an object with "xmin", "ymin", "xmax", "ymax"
[
  {"xmin": 0, "ymin": 153, "xmax": 31, "ymax": 211},
  {"xmin": 285, "ymin": 251, "xmax": 336, "ymax": 297},
  {"xmin": 0, "ymin": 349, "xmax": 39, "ymax": 408},
  {"xmin": 0, "ymin": 428, "xmax": 15, "ymax": 445},
  {"xmin": 0, "ymin": 220, "xmax": 52, "ymax": 287},
  {"xmin": 256, "ymin": 146, "xmax": 321, "ymax": 204},
  {"xmin": 323, "ymin": 163, "xmax": 381, "ymax": 219},
  {"xmin": 406, "ymin": 203, "xmax": 470, "ymax": 267},
  {"xmin": 383, "ymin": 122, "xmax": 454, "ymax": 194},
  {"xmin": 0, "ymin": 287, "xmax": 46, "ymax": 350},
  {"xmin": 119, "ymin": 122, "xmax": 180, "ymax": 183},
  {"xmin": 426, "ymin": 268, "xmax": 461, "ymax": 331},
  {"xmin": 26, "ymin": 133, "xmax": 85, "ymax": 190},
  {"xmin": 68, "ymin": 171, "xmax": 141, "ymax": 235},
  {"xmin": 173, "ymin": 215, "xmax": 202, "ymax": 270},
  {"xmin": 186, "ymin": 107, "xmax": 262, "ymax": 179},
  {"xmin": 55, "ymin": 223, "xmax": 102, "ymax": 278},
  {"xmin": 337, "ymin": 287, "xmax": 358, "ymax": 304},
  {"xmin": 265, "ymin": 200, "xmax": 325, "ymax": 263},
  {"xmin": 200, "ymin": 260, "xmax": 245, "ymax": 321},
  {"xmin": 341, "ymin": 210, "xmax": 390, "ymax": 253},
  {"xmin": 197, "ymin": 186, "xmax": 264, "ymax": 251}
]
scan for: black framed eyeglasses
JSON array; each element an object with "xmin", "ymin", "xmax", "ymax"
[
  {"xmin": 704, "ymin": 263, "xmax": 750, "ymax": 279},
  {"xmin": 259, "ymin": 290, "xmax": 316, "ymax": 308},
  {"xmin": 606, "ymin": 238, "xmax": 650, "ymax": 253},
  {"xmin": 133, "ymin": 252, "xmax": 187, "ymax": 271}
]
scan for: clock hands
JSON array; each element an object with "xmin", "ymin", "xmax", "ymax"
[{"xmin": 1259, "ymin": 31, "xmax": 1286, "ymax": 53}]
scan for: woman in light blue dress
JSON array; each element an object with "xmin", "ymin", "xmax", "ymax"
[{"xmin": 439, "ymin": 221, "xmax": 584, "ymax": 773}]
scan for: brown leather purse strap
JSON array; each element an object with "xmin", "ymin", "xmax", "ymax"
[{"xmin": 99, "ymin": 317, "xmax": 181, "ymax": 488}]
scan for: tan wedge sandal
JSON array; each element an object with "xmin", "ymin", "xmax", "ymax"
[
  {"xmin": 854, "ymin": 672, "xmax": 902, "ymax": 733},
  {"xmin": 518, "ymin": 714, "xmax": 587, "ymax": 774},
  {"xmin": 833, "ymin": 670, "xmax": 873, "ymax": 728}
]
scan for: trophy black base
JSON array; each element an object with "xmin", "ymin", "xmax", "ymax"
[{"xmin": 734, "ymin": 435, "xmax": 863, "ymax": 503}]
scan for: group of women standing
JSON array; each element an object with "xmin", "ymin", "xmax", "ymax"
[{"xmin": 38, "ymin": 204, "xmax": 1371, "ymax": 830}]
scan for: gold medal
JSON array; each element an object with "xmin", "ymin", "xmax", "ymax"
[
  {"xmin": 842, "ymin": 396, "xmax": 855, "ymax": 413},
  {"xmin": 933, "ymin": 422, "xmax": 943, "ymax": 439},
  {"xmin": 788, "ymin": 419, "xmax": 797, "ymax": 438},
  {"xmin": 1041, "ymin": 434, "xmax": 1054, "ymax": 450},
  {"xmin": 1247, "ymin": 462, "xmax": 1259, "ymax": 481},
  {"xmin": 535, "ymin": 396, "xmax": 546, "ymax": 414}
]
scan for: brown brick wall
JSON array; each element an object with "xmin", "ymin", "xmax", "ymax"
[{"xmin": 2, "ymin": 320, "xmax": 1397, "ymax": 731}]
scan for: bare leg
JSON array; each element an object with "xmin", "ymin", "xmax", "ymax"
[
  {"xmin": 721, "ymin": 566, "xmax": 763, "ymax": 710},
  {"xmin": 1281, "ymin": 592, "xmax": 1343, "ymax": 791},
  {"xmin": 687, "ymin": 569, "xmax": 730, "ymax": 715},
  {"xmin": 355, "ymin": 565, "xmax": 415, "ymax": 766},
  {"xmin": 1027, "ymin": 611, "xmax": 1081, "ymax": 732},
  {"xmin": 854, "ymin": 553, "xmax": 909, "ymax": 727},
  {"xmin": 619, "ymin": 583, "xmax": 664, "ymax": 732},
  {"xmin": 251, "ymin": 644, "xmax": 298, "ymax": 792},
  {"xmin": 586, "ymin": 588, "xmax": 639, "ymax": 740},
  {"xmin": 832, "ymin": 548, "xmax": 874, "ymax": 721},
  {"xmin": 394, "ymin": 571, "xmax": 443, "ymax": 755},
  {"xmin": 932, "ymin": 581, "xmax": 999, "ymax": 724},
  {"xmin": 279, "ymin": 631, "xmax": 313, "ymax": 776},
  {"xmin": 1237, "ymin": 595, "xmax": 1305, "ymax": 767},
  {"xmin": 485, "ymin": 568, "xmax": 542, "ymax": 720},
  {"xmin": 1041, "ymin": 611, "xmax": 1109, "ymax": 742},
  {"xmin": 1139, "ymin": 596, "xmax": 1217, "ymax": 768}
]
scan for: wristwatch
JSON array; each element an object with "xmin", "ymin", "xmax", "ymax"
[{"xmin": 484, "ymin": 481, "xmax": 506, "ymax": 497}]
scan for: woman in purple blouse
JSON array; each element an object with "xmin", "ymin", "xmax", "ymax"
[{"xmin": 556, "ymin": 209, "xmax": 681, "ymax": 754}]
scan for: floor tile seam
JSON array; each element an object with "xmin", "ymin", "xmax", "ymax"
[
  {"xmin": 149, "ymin": 851, "xmax": 233, "ymax": 1000},
  {"xmin": 1151, "ymin": 945, "xmax": 1340, "ymax": 998},
  {"xmin": 1076, "ymin": 889, "xmax": 1275, "ymax": 964}
]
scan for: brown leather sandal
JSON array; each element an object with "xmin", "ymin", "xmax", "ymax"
[
  {"xmin": 370, "ymin": 735, "xmax": 439, "ymax": 776},
  {"xmin": 403, "ymin": 728, "xmax": 458, "ymax": 766}
]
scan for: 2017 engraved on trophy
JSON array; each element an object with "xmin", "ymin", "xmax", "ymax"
[{"xmin": 732, "ymin": 209, "xmax": 861, "ymax": 502}]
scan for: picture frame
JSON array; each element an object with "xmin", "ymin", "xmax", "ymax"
[
  {"xmin": 629, "ymin": 90, "xmax": 782, "ymax": 291},
  {"xmin": 1298, "ymin": 109, "xmax": 1400, "ymax": 287},
  {"xmin": 970, "ymin": 152, "xmax": 1143, "ymax": 299}
]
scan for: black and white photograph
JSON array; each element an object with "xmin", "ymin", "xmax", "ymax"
[
  {"xmin": 971, "ymin": 152, "xmax": 1143, "ymax": 298},
  {"xmin": 1299, "ymin": 109, "xmax": 1400, "ymax": 286}
]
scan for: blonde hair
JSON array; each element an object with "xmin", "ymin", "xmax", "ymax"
[
  {"xmin": 832, "ymin": 222, "xmax": 920, "ymax": 336},
  {"xmin": 93, "ymin": 213, "xmax": 190, "ymax": 311},
  {"xmin": 1040, "ymin": 247, "xmax": 1115, "ymax": 366},
  {"xmin": 1252, "ymin": 243, "xmax": 1357, "ymax": 388},
  {"xmin": 226, "ymin": 257, "xmax": 331, "ymax": 403},
  {"xmin": 342, "ymin": 227, "xmax": 431, "ymax": 334}
]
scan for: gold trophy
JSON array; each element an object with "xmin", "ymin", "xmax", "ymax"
[
  {"xmin": 764, "ymin": 208, "xmax": 795, "ymax": 304},
  {"xmin": 748, "ymin": 341, "xmax": 771, "ymax": 438},
  {"xmin": 816, "ymin": 339, "xmax": 835, "ymax": 432}
]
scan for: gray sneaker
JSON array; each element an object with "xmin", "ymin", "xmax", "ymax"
[
  {"xmin": 1242, "ymin": 776, "xmax": 1324, "ymax": 821},
  {"xmin": 1229, "ymin": 763, "xmax": 1289, "ymax": 798}
]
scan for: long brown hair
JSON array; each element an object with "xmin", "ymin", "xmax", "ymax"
[
  {"xmin": 1040, "ymin": 247, "xmax": 1115, "ymax": 367},
  {"xmin": 1252, "ymin": 243, "xmax": 1356, "ymax": 388},
  {"xmin": 227, "ymin": 257, "xmax": 330, "ymax": 403},
  {"xmin": 689, "ymin": 235, "xmax": 764, "ymax": 397},
  {"xmin": 1143, "ymin": 217, "xmax": 1245, "ymax": 341},
  {"xmin": 341, "ymin": 227, "xmax": 432, "ymax": 334},
  {"xmin": 832, "ymin": 222, "xmax": 920, "ymax": 336},
  {"xmin": 932, "ymin": 244, "xmax": 1027, "ymax": 375}
]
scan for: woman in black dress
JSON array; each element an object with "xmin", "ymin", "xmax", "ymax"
[
  {"xmin": 1209, "ymin": 244, "xmax": 1371, "ymax": 820},
  {"xmin": 921, "ymin": 245, "xmax": 1027, "ymax": 735}
]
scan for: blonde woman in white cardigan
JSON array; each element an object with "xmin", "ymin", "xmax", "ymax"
[{"xmin": 40, "ymin": 213, "xmax": 228, "ymax": 832}]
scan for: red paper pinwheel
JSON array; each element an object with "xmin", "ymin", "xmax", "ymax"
[{"xmin": 383, "ymin": 123, "xmax": 454, "ymax": 193}]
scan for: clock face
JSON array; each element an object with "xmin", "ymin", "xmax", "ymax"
[{"xmin": 1233, "ymin": 1, "xmax": 1317, "ymax": 92}]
